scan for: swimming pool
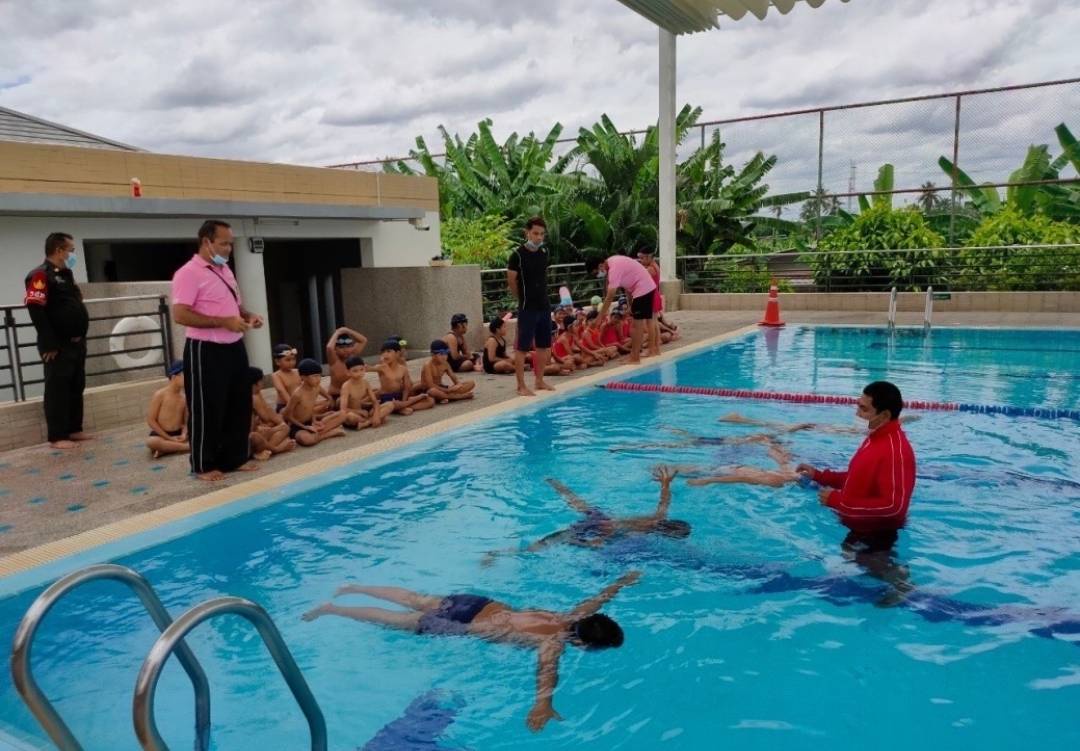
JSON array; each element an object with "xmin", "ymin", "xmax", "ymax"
[{"xmin": 1, "ymin": 326, "xmax": 1078, "ymax": 750}]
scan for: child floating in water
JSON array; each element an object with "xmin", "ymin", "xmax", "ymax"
[
  {"xmin": 146, "ymin": 360, "xmax": 189, "ymax": 459},
  {"xmin": 302, "ymin": 571, "xmax": 642, "ymax": 732}
]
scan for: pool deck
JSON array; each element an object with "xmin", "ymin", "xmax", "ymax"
[{"xmin": 0, "ymin": 309, "xmax": 1076, "ymax": 573}]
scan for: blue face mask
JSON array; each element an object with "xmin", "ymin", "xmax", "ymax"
[
  {"xmin": 64, "ymin": 253, "xmax": 78, "ymax": 270},
  {"xmin": 525, "ymin": 240, "xmax": 542, "ymax": 251},
  {"xmin": 597, "ymin": 271, "xmax": 606, "ymax": 280},
  {"xmin": 211, "ymin": 254, "xmax": 228, "ymax": 266}
]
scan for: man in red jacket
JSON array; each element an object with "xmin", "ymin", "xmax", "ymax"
[{"xmin": 796, "ymin": 381, "xmax": 916, "ymax": 604}]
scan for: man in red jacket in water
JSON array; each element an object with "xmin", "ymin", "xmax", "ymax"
[{"xmin": 796, "ymin": 381, "xmax": 916, "ymax": 605}]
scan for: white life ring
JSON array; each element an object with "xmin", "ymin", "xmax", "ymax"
[{"xmin": 109, "ymin": 316, "xmax": 163, "ymax": 370}]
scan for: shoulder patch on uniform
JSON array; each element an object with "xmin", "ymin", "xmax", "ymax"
[{"xmin": 24, "ymin": 270, "xmax": 48, "ymax": 306}]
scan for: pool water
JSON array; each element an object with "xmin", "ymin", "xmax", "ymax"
[{"xmin": 1, "ymin": 326, "xmax": 1077, "ymax": 750}]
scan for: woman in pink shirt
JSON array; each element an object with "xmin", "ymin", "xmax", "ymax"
[
  {"xmin": 585, "ymin": 253, "xmax": 658, "ymax": 364},
  {"xmin": 171, "ymin": 219, "xmax": 265, "ymax": 482}
]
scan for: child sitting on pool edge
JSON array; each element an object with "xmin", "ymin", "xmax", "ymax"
[
  {"xmin": 248, "ymin": 366, "xmax": 296, "ymax": 459},
  {"xmin": 420, "ymin": 340, "xmax": 476, "ymax": 404},
  {"xmin": 374, "ymin": 339, "xmax": 434, "ymax": 415},
  {"xmin": 338, "ymin": 355, "xmax": 393, "ymax": 429},
  {"xmin": 282, "ymin": 359, "xmax": 347, "ymax": 446},
  {"xmin": 146, "ymin": 360, "xmax": 189, "ymax": 459}
]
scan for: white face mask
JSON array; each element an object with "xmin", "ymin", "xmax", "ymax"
[{"xmin": 525, "ymin": 240, "xmax": 542, "ymax": 250}]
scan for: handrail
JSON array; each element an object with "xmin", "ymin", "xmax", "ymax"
[
  {"xmin": 133, "ymin": 596, "xmax": 327, "ymax": 751},
  {"xmin": 888, "ymin": 286, "xmax": 898, "ymax": 329},
  {"xmin": 10, "ymin": 565, "xmax": 211, "ymax": 751},
  {"xmin": 676, "ymin": 243, "xmax": 1080, "ymax": 263},
  {"xmin": 924, "ymin": 286, "xmax": 934, "ymax": 329},
  {"xmin": 0, "ymin": 293, "xmax": 166, "ymax": 313}
]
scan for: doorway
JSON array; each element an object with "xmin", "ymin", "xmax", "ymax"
[{"xmin": 261, "ymin": 239, "xmax": 362, "ymax": 360}]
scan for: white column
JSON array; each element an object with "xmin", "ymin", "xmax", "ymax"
[
  {"xmin": 658, "ymin": 28, "xmax": 678, "ymax": 282},
  {"xmin": 231, "ymin": 234, "xmax": 272, "ymax": 370}
]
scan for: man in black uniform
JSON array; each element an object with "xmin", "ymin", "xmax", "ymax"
[
  {"xmin": 24, "ymin": 233, "xmax": 93, "ymax": 449},
  {"xmin": 506, "ymin": 216, "xmax": 554, "ymax": 396}
]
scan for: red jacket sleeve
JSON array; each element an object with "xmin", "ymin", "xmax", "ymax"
[{"xmin": 813, "ymin": 468, "xmax": 846, "ymax": 489}]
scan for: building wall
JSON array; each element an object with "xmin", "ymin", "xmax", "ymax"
[
  {"xmin": 340, "ymin": 266, "xmax": 483, "ymax": 360},
  {"xmin": 0, "ymin": 141, "xmax": 438, "ymax": 210}
]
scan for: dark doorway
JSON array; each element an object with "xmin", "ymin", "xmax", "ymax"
[
  {"xmin": 262, "ymin": 239, "xmax": 362, "ymax": 360},
  {"xmin": 84, "ymin": 239, "xmax": 198, "ymax": 282}
]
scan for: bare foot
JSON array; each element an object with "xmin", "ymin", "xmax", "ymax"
[
  {"xmin": 197, "ymin": 470, "xmax": 226, "ymax": 482},
  {"xmin": 151, "ymin": 450, "xmax": 162, "ymax": 460},
  {"xmin": 517, "ymin": 385, "xmax": 536, "ymax": 397},
  {"xmin": 236, "ymin": 461, "xmax": 259, "ymax": 472},
  {"xmin": 626, "ymin": 358, "xmax": 642, "ymax": 365},
  {"xmin": 535, "ymin": 381, "xmax": 555, "ymax": 392},
  {"xmin": 254, "ymin": 450, "xmax": 272, "ymax": 461},
  {"xmin": 69, "ymin": 432, "xmax": 94, "ymax": 441},
  {"xmin": 401, "ymin": 407, "xmax": 414, "ymax": 416},
  {"xmin": 50, "ymin": 440, "xmax": 77, "ymax": 449},
  {"xmin": 301, "ymin": 604, "xmax": 331, "ymax": 622},
  {"xmin": 439, "ymin": 398, "xmax": 449, "ymax": 405}
]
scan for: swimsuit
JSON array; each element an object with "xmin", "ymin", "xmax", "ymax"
[
  {"xmin": 416, "ymin": 594, "xmax": 493, "ymax": 636},
  {"xmin": 149, "ymin": 428, "xmax": 183, "ymax": 438},
  {"xmin": 482, "ymin": 335, "xmax": 508, "ymax": 374},
  {"xmin": 289, "ymin": 420, "xmax": 313, "ymax": 438},
  {"xmin": 379, "ymin": 391, "xmax": 402, "ymax": 404},
  {"xmin": 568, "ymin": 509, "xmax": 613, "ymax": 543}
]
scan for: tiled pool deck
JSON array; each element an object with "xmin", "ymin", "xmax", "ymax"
[{"xmin": 1, "ymin": 310, "xmax": 1076, "ymax": 576}]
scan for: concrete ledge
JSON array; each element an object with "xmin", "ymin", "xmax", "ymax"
[
  {"xmin": 0, "ymin": 377, "xmax": 164, "ymax": 452},
  {"xmin": 678, "ymin": 291, "xmax": 1080, "ymax": 313}
]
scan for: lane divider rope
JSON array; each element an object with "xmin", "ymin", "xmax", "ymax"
[{"xmin": 600, "ymin": 382, "xmax": 1080, "ymax": 421}]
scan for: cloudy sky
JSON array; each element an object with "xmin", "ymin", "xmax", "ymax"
[{"xmin": 1, "ymin": 0, "xmax": 1078, "ymax": 196}]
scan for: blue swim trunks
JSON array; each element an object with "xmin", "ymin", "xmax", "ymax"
[
  {"xmin": 417, "ymin": 594, "xmax": 493, "ymax": 635},
  {"xmin": 568, "ymin": 509, "xmax": 613, "ymax": 543}
]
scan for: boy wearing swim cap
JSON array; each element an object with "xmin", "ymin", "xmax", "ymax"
[
  {"xmin": 325, "ymin": 326, "xmax": 369, "ymax": 404},
  {"xmin": 146, "ymin": 361, "xmax": 190, "ymax": 459},
  {"xmin": 248, "ymin": 366, "xmax": 296, "ymax": 460},
  {"xmin": 420, "ymin": 340, "xmax": 476, "ymax": 404},
  {"xmin": 374, "ymin": 340, "xmax": 434, "ymax": 415},
  {"xmin": 338, "ymin": 355, "xmax": 394, "ymax": 429},
  {"xmin": 282, "ymin": 358, "xmax": 347, "ymax": 446}
]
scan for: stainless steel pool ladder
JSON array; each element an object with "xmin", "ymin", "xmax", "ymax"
[
  {"xmin": 133, "ymin": 596, "xmax": 327, "ymax": 751},
  {"xmin": 887, "ymin": 287, "xmax": 898, "ymax": 329},
  {"xmin": 10, "ymin": 566, "xmax": 327, "ymax": 751},
  {"xmin": 923, "ymin": 286, "xmax": 934, "ymax": 329},
  {"xmin": 9, "ymin": 564, "xmax": 211, "ymax": 751}
]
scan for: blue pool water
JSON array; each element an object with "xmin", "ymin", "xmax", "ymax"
[{"xmin": 1, "ymin": 326, "xmax": 1078, "ymax": 750}]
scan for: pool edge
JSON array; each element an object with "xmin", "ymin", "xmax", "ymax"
[{"xmin": 0, "ymin": 325, "xmax": 758, "ymax": 584}]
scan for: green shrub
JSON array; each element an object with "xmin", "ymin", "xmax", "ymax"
[
  {"xmin": 441, "ymin": 215, "xmax": 517, "ymax": 268},
  {"xmin": 810, "ymin": 206, "xmax": 946, "ymax": 291},
  {"xmin": 685, "ymin": 256, "xmax": 794, "ymax": 293},
  {"xmin": 953, "ymin": 207, "xmax": 1080, "ymax": 290}
]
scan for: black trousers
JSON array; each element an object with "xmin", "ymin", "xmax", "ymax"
[
  {"xmin": 43, "ymin": 340, "xmax": 86, "ymax": 442},
  {"xmin": 184, "ymin": 338, "xmax": 251, "ymax": 474}
]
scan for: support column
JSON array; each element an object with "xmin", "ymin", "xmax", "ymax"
[
  {"xmin": 307, "ymin": 275, "xmax": 322, "ymax": 357},
  {"xmin": 231, "ymin": 234, "xmax": 271, "ymax": 371},
  {"xmin": 658, "ymin": 28, "xmax": 678, "ymax": 283}
]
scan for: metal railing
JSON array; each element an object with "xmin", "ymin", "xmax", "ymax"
[
  {"xmin": 0, "ymin": 294, "xmax": 174, "ymax": 402},
  {"xmin": 677, "ymin": 244, "xmax": 1080, "ymax": 293},
  {"xmin": 133, "ymin": 596, "xmax": 326, "ymax": 751},
  {"xmin": 328, "ymin": 77, "xmax": 1080, "ymax": 246},
  {"xmin": 480, "ymin": 262, "xmax": 604, "ymax": 320},
  {"xmin": 10, "ymin": 565, "xmax": 211, "ymax": 751}
]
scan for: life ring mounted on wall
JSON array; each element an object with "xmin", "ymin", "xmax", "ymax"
[{"xmin": 109, "ymin": 316, "xmax": 164, "ymax": 370}]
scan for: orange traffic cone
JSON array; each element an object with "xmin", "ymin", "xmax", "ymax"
[{"xmin": 758, "ymin": 282, "xmax": 785, "ymax": 327}]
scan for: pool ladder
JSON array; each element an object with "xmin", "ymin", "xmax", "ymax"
[
  {"xmin": 886, "ymin": 286, "xmax": 934, "ymax": 330},
  {"xmin": 10, "ymin": 564, "xmax": 327, "ymax": 751}
]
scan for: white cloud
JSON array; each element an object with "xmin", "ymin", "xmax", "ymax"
[{"xmin": 0, "ymin": 0, "xmax": 1076, "ymax": 188}]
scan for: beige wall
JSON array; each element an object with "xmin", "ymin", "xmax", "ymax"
[
  {"xmin": 0, "ymin": 141, "xmax": 438, "ymax": 211},
  {"xmin": 340, "ymin": 266, "xmax": 484, "ymax": 359}
]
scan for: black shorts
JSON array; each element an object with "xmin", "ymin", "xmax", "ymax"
[
  {"xmin": 516, "ymin": 309, "xmax": 553, "ymax": 351},
  {"xmin": 630, "ymin": 291, "xmax": 655, "ymax": 320},
  {"xmin": 842, "ymin": 528, "xmax": 899, "ymax": 554}
]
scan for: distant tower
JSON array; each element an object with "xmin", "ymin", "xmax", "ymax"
[{"xmin": 847, "ymin": 161, "xmax": 857, "ymax": 211}]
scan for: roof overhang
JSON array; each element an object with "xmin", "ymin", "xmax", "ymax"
[
  {"xmin": 616, "ymin": 0, "xmax": 851, "ymax": 34},
  {"xmin": 0, "ymin": 193, "xmax": 425, "ymax": 221}
]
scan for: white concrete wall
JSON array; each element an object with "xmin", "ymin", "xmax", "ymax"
[{"xmin": 0, "ymin": 211, "xmax": 442, "ymax": 376}]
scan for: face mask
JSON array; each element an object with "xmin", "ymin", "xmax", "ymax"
[
  {"xmin": 211, "ymin": 254, "xmax": 228, "ymax": 266},
  {"xmin": 525, "ymin": 240, "xmax": 542, "ymax": 250},
  {"xmin": 597, "ymin": 271, "xmax": 607, "ymax": 280},
  {"xmin": 64, "ymin": 253, "xmax": 78, "ymax": 270}
]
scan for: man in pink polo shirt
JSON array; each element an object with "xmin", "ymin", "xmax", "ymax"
[
  {"xmin": 171, "ymin": 220, "xmax": 265, "ymax": 481},
  {"xmin": 585, "ymin": 252, "xmax": 658, "ymax": 364}
]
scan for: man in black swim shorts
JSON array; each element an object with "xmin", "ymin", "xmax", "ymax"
[{"xmin": 302, "ymin": 572, "xmax": 642, "ymax": 732}]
